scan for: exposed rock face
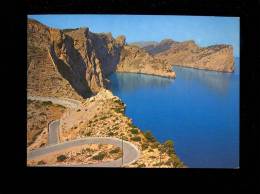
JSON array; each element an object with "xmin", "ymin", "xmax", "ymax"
[
  {"xmin": 27, "ymin": 19, "xmax": 85, "ymax": 101},
  {"xmin": 142, "ymin": 39, "xmax": 235, "ymax": 72},
  {"xmin": 116, "ymin": 45, "xmax": 176, "ymax": 78},
  {"xmin": 28, "ymin": 19, "xmax": 175, "ymax": 101}
]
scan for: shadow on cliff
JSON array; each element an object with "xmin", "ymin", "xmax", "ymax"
[{"xmin": 49, "ymin": 42, "xmax": 92, "ymax": 99}]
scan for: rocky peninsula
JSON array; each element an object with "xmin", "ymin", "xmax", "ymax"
[{"xmin": 136, "ymin": 39, "xmax": 235, "ymax": 72}]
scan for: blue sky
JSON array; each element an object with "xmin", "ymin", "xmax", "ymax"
[{"xmin": 28, "ymin": 15, "xmax": 240, "ymax": 56}]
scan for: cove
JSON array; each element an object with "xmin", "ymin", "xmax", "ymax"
[{"xmin": 108, "ymin": 58, "xmax": 240, "ymax": 168}]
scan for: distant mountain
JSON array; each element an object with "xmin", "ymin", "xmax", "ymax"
[
  {"xmin": 141, "ymin": 39, "xmax": 235, "ymax": 72},
  {"xmin": 129, "ymin": 41, "xmax": 158, "ymax": 47}
]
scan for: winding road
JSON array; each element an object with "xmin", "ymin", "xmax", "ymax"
[
  {"xmin": 27, "ymin": 96, "xmax": 140, "ymax": 167},
  {"xmin": 27, "ymin": 136, "xmax": 140, "ymax": 167}
]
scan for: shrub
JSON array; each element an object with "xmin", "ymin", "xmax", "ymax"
[
  {"xmin": 85, "ymin": 131, "xmax": 92, "ymax": 136},
  {"xmin": 131, "ymin": 136, "xmax": 141, "ymax": 142},
  {"xmin": 55, "ymin": 104, "xmax": 65, "ymax": 109},
  {"xmin": 130, "ymin": 128, "xmax": 139, "ymax": 134},
  {"xmin": 109, "ymin": 147, "xmax": 121, "ymax": 154},
  {"xmin": 128, "ymin": 123, "xmax": 137, "ymax": 128},
  {"xmin": 37, "ymin": 160, "xmax": 46, "ymax": 165},
  {"xmin": 144, "ymin": 131, "xmax": 156, "ymax": 142},
  {"xmin": 141, "ymin": 143, "xmax": 149, "ymax": 150},
  {"xmin": 92, "ymin": 152, "xmax": 106, "ymax": 160},
  {"xmin": 42, "ymin": 101, "xmax": 53, "ymax": 106},
  {"xmin": 57, "ymin": 155, "xmax": 67, "ymax": 162},
  {"xmin": 137, "ymin": 163, "xmax": 146, "ymax": 168},
  {"xmin": 150, "ymin": 142, "xmax": 160, "ymax": 149},
  {"xmin": 100, "ymin": 115, "xmax": 108, "ymax": 120},
  {"xmin": 108, "ymin": 132, "xmax": 114, "ymax": 136},
  {"xmin": 114, "ymin": 108, "xmax": 124, "ymax": 114},
  {"xmin": 163, "ymin": 140, "xmax": 175, "ymax": 155}
]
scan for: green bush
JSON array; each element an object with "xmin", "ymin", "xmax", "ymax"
[
  {"xmin": 92, "ymin": 152, "xmax": 106, "ymax": 160},
  {"xmin": 114, "ymin": 108, "xmax": 124, "ymax": 114},
  {"xmin": 141, "ymin": 143, "xmax": 149, "ymax": 150},
  {"xmin": 108, "ymin": 132, "xmax": 114, "ymax": 136},
  {"xmin": 85, "ymin": 131, "xmax": 92, "ymax": 136},
  {"xmin": 163, "ymin": 140, "xmax": 175, "ymax": 155},
  {"xmin": 144, "ymin": 131, "xmax": 156, "ymax": 142},
  {"xmin": 130, "ymin": 128, "xmax": 139, "ymax": 134},
  {"xmin": 109, "ymin": 147, "xmax": 121, "ymax": 154},
  {"xmin": 42, "ymin": 101, "xmax": 53, "ymax": 106},
  {"xmin": 131, "ymin": 136, "xmax": 141, "ymax": 142},
  {"xmin": 57, "ymin": 155, "xmax": 67, "ymax": 162}
]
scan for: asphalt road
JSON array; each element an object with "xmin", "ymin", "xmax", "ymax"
[
  {"xmin": 48, "ymin": 120, "xmax": 60, "ymax": 145},
  {"xmin": 27, "ymin": 137, "xmax": 140, "ymax": 167},
  {"xmin": 27, "ymin": 96, "xmax": 140, "ymax": 167}
]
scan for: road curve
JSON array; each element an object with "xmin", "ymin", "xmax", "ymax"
[
  {"xmin": 27, "ymin": 137, "xmax": 140, "ymax": 167},
  {"xmin": 27, "ymin": 96, "xmax": 140, "ymax": 167},
  {"xmin": 48, "ymin": 120, "xmax": 60, "ymax": 145}
]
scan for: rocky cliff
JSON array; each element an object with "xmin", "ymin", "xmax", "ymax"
[
  {"xmin": 142, "ymin": 39, "xmax": 235, "ymax": 72},
  {"xmin": 28, "ymin": 19, "xmax": 175, "ymax": 100},
  {"xmin": 116, "ymin": 45, "xmax": 176, "ymax": 78}
]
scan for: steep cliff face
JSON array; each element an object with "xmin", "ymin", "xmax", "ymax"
[
  {"xmin": 117, "ymin": 45, "xmax": 176, "ymax": 78},
  {"xmin": 28, "ymin": 19, "xmax": 176, "ymax": 101},
  {"xmin": 27, "ymin": 19, "xmax": 125, "ymax": 100},
  {"xmin": 27, "ymin": 19, "xmax": 85, "ymax": 101},
  {"xmin": 142, "ymin": 39, "xmax": 235, "ymax": 72}
]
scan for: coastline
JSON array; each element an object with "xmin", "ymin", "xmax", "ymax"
[{"xmin": 115, "ymin": 69, "xmax": 176, "ymax": 79}]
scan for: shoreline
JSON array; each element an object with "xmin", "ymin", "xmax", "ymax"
[{"xmin": 115, "ymin": 70, "xmax": 176, "ymax": 79}]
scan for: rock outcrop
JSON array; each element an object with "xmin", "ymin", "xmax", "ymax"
[
  {"xmin": 28, "ymin": 19, "xmax": 176, "ymax": 101},
  {"xmin": 141, "ymin": 39, "xmax": 235, "ymax": 72},
  {"xmin": 116, "ymin": 45, "xmax": 176, "ymax": 78}
]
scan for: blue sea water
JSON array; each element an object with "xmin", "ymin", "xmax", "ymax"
[{"xmin": 108, "ymin": 58, "xmax": 240, "ymax": 168}]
